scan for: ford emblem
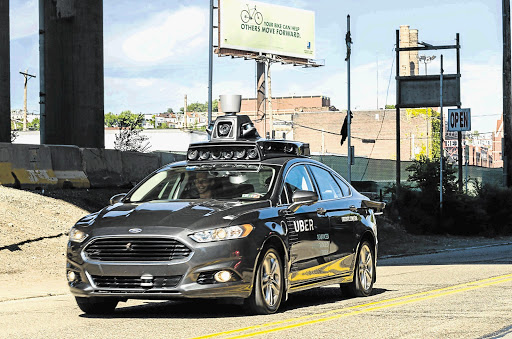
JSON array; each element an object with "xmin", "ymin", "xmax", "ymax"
[{"xmin": 129, "ymin": 228, "xmax": 142, "ymax": 234}]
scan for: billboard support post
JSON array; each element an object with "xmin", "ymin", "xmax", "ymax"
[{"xmin": 267, "ymin": 54, "xmax": 273, "ymax": 136}]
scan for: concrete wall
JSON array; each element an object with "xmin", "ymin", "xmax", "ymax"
[
  {"xmin": 0, "ymin": 0, "xmax": 10, "ymax": 143},
  {"xmin": 0, "ymin": 143, "xmax": 186, "ymax": 189}
]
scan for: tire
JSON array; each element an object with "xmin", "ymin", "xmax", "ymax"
[
  {"xmin": 240, "ymin": 10, "xmax": 250, "ymax": 23},
  {"xmin": 75, "ymin": 297, "xmax": 119, "ymax": 314},
  {"xmin": 341, "ymin": 241, "xmax": 374, "ymax": 297},
  {"xmin": 245, "ymin": 247, "xmax": 284, "ymax": 315},
  {"xmin": 254, "ymin": 12, "xmax": 263, "ymax": 25}
]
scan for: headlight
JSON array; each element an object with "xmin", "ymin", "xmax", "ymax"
[
  {"xmin": 189, "ymin": 224, "xmax": 253, "ymax": 243},
  {"xmin": 69, "ymin": 228, "xmax": 89, "ymax": 243}
]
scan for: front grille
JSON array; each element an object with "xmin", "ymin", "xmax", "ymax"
[
  {"xmin": 91, "ymin": 275, "xmax": 181, "ymax": 289},
  {"xmin": 83, "ymin": 237, "xmax": 192, "ymax": 262}
]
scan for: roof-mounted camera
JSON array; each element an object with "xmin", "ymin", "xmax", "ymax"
[{"xmin": 208, "ymin": 95, "xmax": 259, "ymax": 141}]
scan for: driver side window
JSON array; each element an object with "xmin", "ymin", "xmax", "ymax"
[{"xmin": 281, "ymin": 165, "xmax": 315, "ymax": 204}]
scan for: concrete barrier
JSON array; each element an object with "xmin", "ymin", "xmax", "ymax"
[
  {"xmin": 81, "ymin": 148, "xmax": 124, "ymax": 188},
  {"xmin": 156, "ymin": 151, "xmax": 186, "ymax": 167},
  {"xmin": 121, "ymin": 151, "xmax": 160, "ymax": 187},
  {"xmin": 0, "ymin": 143, "xmax": 58, "ymax": 188},
  {"xmin": 49, "ymin": 145, "xmax": 90, "ymax": 188},
  {"xmin": 0, "ymin": 143, "xmax": 191, "ymax": 189}
]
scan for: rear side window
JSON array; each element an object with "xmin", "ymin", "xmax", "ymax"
[
  {"xmin": 334, "ymin": 175, "xmax": 351, "ymax": 197},
  {"xmin": 308, "ymin": 166, "xmax": 343, "ymax": 200}
]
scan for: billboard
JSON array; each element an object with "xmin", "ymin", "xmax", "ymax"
[
  {"xmin": 397, "ymin": 74, "xmax": 461, "ymax": 108},
  {"xmin": 219, "ymin": 0, "xmax": 315, "ymax": 60}
]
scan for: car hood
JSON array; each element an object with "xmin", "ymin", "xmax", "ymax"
[{"xmin": 86, "ymin": 199, "xmax": 271, "ymax": 231}]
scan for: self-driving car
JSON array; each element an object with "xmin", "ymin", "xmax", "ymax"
[{"xmin": 66, "ymin": 110, "xmax": 385, "ymax": 315}]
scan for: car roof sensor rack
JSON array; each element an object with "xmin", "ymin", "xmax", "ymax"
[
  {"xmin": 188, "ymin": 94, "xmax": 310, "ymax": 162},
  {"xmin": 208, "ymin": 95, "xmax": 259, "ymax": 142}
]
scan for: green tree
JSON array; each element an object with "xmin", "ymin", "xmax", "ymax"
[
  {"xmin": 104, "ymin": 112, "xmax": 119, "ymax": 127},
  {"xmin": 187, "ymin": 102, "xmax": 207, "ymax": 112},
  {"xmin": 184, "ymin": 100, "xmax": 219, "ymax": 112},
  {"xmin": 114, "ymin": 113, "xmax": 151, "ymax": 152},
  {"xmin": 166, "ymin": 107, "xmax": 174, "ymax": 113},
  {"xmin": 118, "ymin": 110, "xmax": 143, "ymax": 129},
  {"xmin": 28, "ymin": 118, "xmax": 40, "ymax": 130}
]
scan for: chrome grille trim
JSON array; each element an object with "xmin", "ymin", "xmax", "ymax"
[{"xmin": 82, "ymin": 236, "xmax": 192, "ymax": 262}]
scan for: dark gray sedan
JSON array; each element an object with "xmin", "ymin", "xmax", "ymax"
[{"xmin": 66, "ymin": 138, "xmax": 384, "ymax": 315}]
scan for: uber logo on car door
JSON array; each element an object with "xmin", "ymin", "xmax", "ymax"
[{"xmin": 293, "ymin": 219, "xmax": 314, "ymax": 232}]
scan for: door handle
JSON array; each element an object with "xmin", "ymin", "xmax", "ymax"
[{"xmin": 316, "ymin": 207, "xmax": 327, "ymax": 216}]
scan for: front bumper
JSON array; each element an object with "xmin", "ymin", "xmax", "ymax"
[{"xmin": 66, "ymin": 234, "xmax": 258, "ymax": 300}]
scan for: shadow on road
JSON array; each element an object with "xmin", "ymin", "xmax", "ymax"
[{"xmin": 78, "ymin": 287, "xmax": 389, "ymax": 319}]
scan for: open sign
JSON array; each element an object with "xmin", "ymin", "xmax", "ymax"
[{"xmin": 447, "ymin": 108, "xmax": 471, "ymax": 132}]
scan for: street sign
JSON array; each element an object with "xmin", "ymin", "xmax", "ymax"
[{"xmin": 447, "ymin": 108, "xmax": 471, "ymax": 131}]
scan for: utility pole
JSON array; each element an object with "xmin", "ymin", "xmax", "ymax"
[
  {"xmin": 440, "ymin": 55, "xmax": 444, "ymax": 211},
  {"xmin": 346, "ymin": 15, "xmax": 352, "ymax": 183},
  {"xmin": 503, "ymin": 0, "xmax": 512, "ymax": 187},
  {"xmin": 456, "ymin": 33, "xmax": 463, "ymax": 191},
  {"xmin": 395, "ymin": 29, "xmax": 401, "ymax": 194},
  {"xmin": 19, "ymin": 70, "xmax": 36, "ymax": 131}
]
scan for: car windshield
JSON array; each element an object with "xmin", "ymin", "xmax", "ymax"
[{"xmin": 128, "ymin": 164, "xmax": 277, "ymax": 202}]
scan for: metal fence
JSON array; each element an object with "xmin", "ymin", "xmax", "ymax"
[{"xmin": 312, "ymin": 154, "xmax": 504, "ymax": 193}]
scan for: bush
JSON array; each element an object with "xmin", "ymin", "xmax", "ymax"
[{"xmin": 386, "ymin": 156, "xmax": 512, "ymax": 236}]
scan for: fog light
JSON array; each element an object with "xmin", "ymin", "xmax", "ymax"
[
  {"xmin": 67, "ymin": 271, "xmax": 77, "ymax": 282},
  {"xmin": 214, "ymin": 270, "xmax": 232, "ymax": 283}
]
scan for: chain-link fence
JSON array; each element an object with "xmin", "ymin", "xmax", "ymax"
[{"xmin": 312, "ymin": 154, "xmax": 504, "ymax": 195}]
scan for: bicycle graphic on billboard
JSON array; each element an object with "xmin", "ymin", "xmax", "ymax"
[{"xmin": 240, "ymin": 4, "xmax": 263, "ymax": 25}]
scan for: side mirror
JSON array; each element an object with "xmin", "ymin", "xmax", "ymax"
[
  {"xmin": 110, "ymin": 193, "xmax": 127, "ymax": 205},
  {"xmin": 281, "ymin": 190, "xmax": 318, "ymax": 215}
]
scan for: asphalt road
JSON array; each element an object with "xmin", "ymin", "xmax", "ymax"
[{"xmin": 1, "ymin": 244, "xmax": 512, "ymax": 339}]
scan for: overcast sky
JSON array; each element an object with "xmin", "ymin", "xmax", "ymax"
[{"xmin": 9, "ymin": 0, "xmax": 503, "ymax": 133}]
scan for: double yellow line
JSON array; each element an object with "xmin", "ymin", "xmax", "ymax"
[{"xmin": 194, "ymin": 273, "xmax": 512, "ymax": 339}]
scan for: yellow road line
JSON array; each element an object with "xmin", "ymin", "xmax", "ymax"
[{"xmin": 193, "ymin": 273, "xmax": 512, "ymax": 339}]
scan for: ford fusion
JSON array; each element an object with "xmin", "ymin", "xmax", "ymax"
[{"xmin": 66, "ymin": 113, "xmax": 384, "ymax": 315}]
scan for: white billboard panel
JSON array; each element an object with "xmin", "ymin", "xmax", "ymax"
[{"xmin": 219, "ymin": 0, "xmax": 315, "ymax": 60}]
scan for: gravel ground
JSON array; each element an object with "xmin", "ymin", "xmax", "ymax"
[{"xmin": 1, "ymin": 186, "xmax": 511, "ymax": 301}]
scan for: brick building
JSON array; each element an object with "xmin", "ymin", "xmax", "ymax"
[
  {"xmin": 217, "ymin": 96, "xmax": 429, "ymax": 161},
  {"xmin": 293, "ymin": 109, "xmax": 429, "ymax": 160},
  {"xmin": 399, "ymin": 25, "xmax": 419, "ymax": 76},
  {"xmin": 465, "ymin": 117, "xmax": 503, "ymax": 168}
]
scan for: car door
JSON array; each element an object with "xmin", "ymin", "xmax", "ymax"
[
  {"xmin": 307, "ymin": 165, "xmax": 358, "ymax": 278},
  {"xmin": 280, "ymin": 164, "xmax": 329, "ymax": 284}
]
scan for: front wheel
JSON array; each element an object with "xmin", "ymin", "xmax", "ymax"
[
  {"xmin": 341, "ymin": 241, "xmax": 374, "ymax": 297},
  {"xmin": 244, "ymin": 247, "xmax": 284, "ymax": 315},
  {"xmin": 75, "ymin": 296, "xmax": 119, "ymax": 314},
  {"xmin": 254, "ymin": 12, "xmax": 263, "ymax": 25}
]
